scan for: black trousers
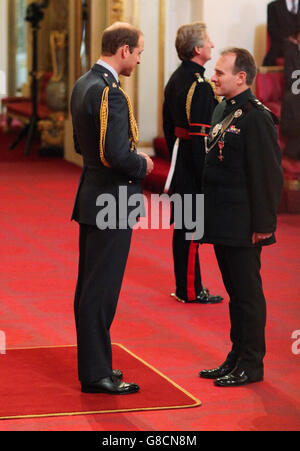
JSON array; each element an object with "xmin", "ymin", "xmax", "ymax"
[
  {"xmin": 74, "ymin": 224, "xmax": 132, "ymax": 383},
  {"xmin": 214, "ymin": 245, "xmax": 266, "ymax": 379},
  {"xmin": 173, "ymin": 228, "xmax": 203, "ymax": 301}
]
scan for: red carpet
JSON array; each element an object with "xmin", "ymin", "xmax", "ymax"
[
  {"xmin": 0, "ymin": 344, "xmax": 199, "ymax": 420},
  {"xmin": 0, "ymin": 127, "xmax": 300, "ymax": 430}
]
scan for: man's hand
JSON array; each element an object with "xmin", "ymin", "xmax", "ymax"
[
  {"xmin": 252, "ymin": 232, "xmax": 272, "ymax": 245},
  {"xmin": 139, "ymin": 152, "xmax": 154, "ymax": 175},
  {"xmin": 288, "ymin": 36, "xmax": 298, "ymax": 45}
]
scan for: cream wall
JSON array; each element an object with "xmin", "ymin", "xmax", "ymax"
[
  {"xmin": 164, "ymin": 0, "xmax": 203, "ymax": 84},
  {"xmin": 137, "ymin": 0, "xmax": 160, "ymax": 144},
  {"xmin": 0, "ymin": 0, "xmax": 8, "ymax": 98},
  {"xmin": 64, "ymin": 0, "xmax": 270, "ymax": 164},
  {"xmin": 202, "ymin": 0, "xmax": 269, "ymax": 78}
]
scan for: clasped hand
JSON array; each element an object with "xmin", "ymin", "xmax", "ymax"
[
  {"xmin": 139, "ymin": 152, "xmax": 154, "ymax": 175},
  {"xmin": 252, "ymin": 232, "xmax": 272, "ymax": 244}
]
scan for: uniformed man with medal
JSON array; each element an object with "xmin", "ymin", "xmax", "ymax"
[{"xmin": 199, "ymin": 48, "xmax": 283, "ymax": 387}]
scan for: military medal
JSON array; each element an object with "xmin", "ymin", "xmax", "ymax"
[
  {"xmin": 218, "ymin": 140, "xmax": 224, "ymax": 162},
  {"xmin": 234, "ymin": 109, "xmax": 243, "ymax": 119},
  {"xmin": 212, "ymin": 123, "xmax": 222, "ymax": 139},
  {"xmin": 205, "ymin": 108, "xmax": 244, "ymax": 155}
]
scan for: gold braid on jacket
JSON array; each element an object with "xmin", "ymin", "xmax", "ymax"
[
  {"xmin": 186, "ymin": 74, "xmax": 221, "ymax": 124},
  {"xmin": 99, "ymin": 86, "xmax": 139, "ymax": 167},
  {"xmin": 99, "ymin": 86, "xmax": 110, "ymax": 167},
  {"xmin": 119, "ymin": 87, "xmax": 139, "ymax": 149},
  {"xmin": 186, "ymin": 81, "xmax": 197, "ymax": 125}
]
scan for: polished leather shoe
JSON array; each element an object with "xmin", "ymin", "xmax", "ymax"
[
  {"xmin": 199, "ymin": 361, "xmax": 236, "ymax": 379},
  {"xmin": 112, "ymin": 369, "xmax": 123, "ymax": 379},
  {"xmin": 81, "ymin": 376, "xmax": 139, "ymax": 394},
  {"xmin": 171, "ymin": 288, "xmax": 223, "ymax": 304},
  {"xmin": 196, "ymin": 288, "xmax": 223, "ymax": 304},
  {"xmin": 214, "ymin": 367, "xmax": 263, "ymax": 387}
]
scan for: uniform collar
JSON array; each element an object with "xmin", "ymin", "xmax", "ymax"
[
  {"xmin": 91, "ymin": 62, "xmax": 119, "ymax": 84},
  {"xmin": 225, "ymin": 88, "xmax": 253, "ymax": 113},
  {"xmin": 96, "ymin": 59, "xmax": 119, "ymax": 82},
  {"xmin": 182, "ymin": 60, "xmax": 205, "ymax": 78}
]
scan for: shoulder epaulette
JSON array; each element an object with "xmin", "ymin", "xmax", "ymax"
[
  {"xmin": 249, "ymin": 98, "xmax": 279, "ymax": 125},
  {"xmin": 100, "ymin": 73, "xmax": 110, "ymax": 86},
  {"xmin": 99, "ymin": 73, "xmax": 118, "ymax": 89}
]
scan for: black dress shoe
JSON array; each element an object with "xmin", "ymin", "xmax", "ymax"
[
  {"xmin": 81, "ymin": 377, "xmax": 139, "ymax": 394},
  {"xmin": 196, "ymin": 288, "xmax": 223, "ymax": 304},
  {"xmin": 214, "ymin": 367, "xmax": 263, "ymax": 387},
  {"xmin": 171, "ymin": 288, "xmax": 223, "ymax": 304},
  {"xmin": 199, "ymin": 361, "xmax": 236, "ymax": 379},
  {"xmin": 112, "ymin": 369, "xmax": 123, "ymax": 379}
]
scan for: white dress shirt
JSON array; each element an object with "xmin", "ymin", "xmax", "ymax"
[
  {"xmin": 286, "ymin": 0, "xmax": 299, "ymax": 14},
  {"xmin": 96, "ymin": 59, "xmax": 119, "ymax": 83}
]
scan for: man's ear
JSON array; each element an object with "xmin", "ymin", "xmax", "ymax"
[
  {"xmin": 194, "ymin": 46, "xmax": 202, "ymax": 57},
  {"xmin": 237, "ymin": 71, "xmax": 247, "ymax": 86},
  {"xmin": 120, "ymin": 44, "xmax": 130, "ymax": 59}
]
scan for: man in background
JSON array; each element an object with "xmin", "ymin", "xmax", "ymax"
[
  {"xmin": 263, "ymin": 0, "xmax": 300, "ymax": 65},
  {"xmin": 163, "ymin": 22, "xmax": 223, "ymax": 305}
]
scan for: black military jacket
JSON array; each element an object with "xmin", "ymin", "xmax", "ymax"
[
  {"xmin": 203, "ymin": 89, "xmax": 284, "ymax": 247},
  {"xmin": 71, "ymin": 64, "xmax": 146, "ymax": 225},
  {"xmin": 263, "ymin": 0, "xmax": 300, "ymax": 65},
  {"xmin": 281, "ymin": 90, "xmax": 300, "ymax": 160},
  {"xmin": 163, "ymin": 61, "xmax": 218, "ymax": 195}
]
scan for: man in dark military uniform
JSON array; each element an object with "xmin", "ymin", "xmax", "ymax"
[
  {"xmin": 163, "ymin": 22, "xmax": 223, "ymax": 305},
  {"xmin": 263, "ymin": 0, "xmax": 300, "ymax": 66},
  {"xmin": 71, "ymin": 22, "xmax": 153, "ymax": 394},
  {"xmin": 199, "ymin": 48, "xmax": 283, "ymax": 386}
]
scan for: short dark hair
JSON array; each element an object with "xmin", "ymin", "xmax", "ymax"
[
  {"xmin": 221, "ymin": 47, "xmax": 257, "ymax": 85},
  {"xmin": 101, "ymin": 22, "xmax": 142, "ymax": 56}
]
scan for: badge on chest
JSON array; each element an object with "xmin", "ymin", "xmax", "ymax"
[{"xmin": 205, "ymin": 109, "xmax": 243, "ymax": 162}]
